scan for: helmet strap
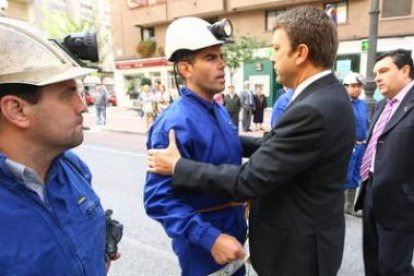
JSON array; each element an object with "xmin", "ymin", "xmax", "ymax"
[{"xmin": 173, "ymin": 63, "xmax": 182, "ymax": 96}]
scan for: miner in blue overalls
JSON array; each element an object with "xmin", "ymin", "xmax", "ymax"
[
  {"xmin": 343, "ymin": 72, "xmax": 369, "ymax": 217},
  {"xmin": 144, "ymin": 17, "xmax": 247, "ymax": 276}
]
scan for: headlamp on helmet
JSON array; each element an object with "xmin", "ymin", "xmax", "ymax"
[
  {"xmin": 51, "ymin": 31, "xmax": 99, "ymax": 65},
  {"xmin": 210, "ymin": 19, "xmax": 233, "ymax": 43}
]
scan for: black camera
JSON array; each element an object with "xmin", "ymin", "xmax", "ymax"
[{"xmin": 105, "ymin": 209, "xmax": 123, "ymax": 262}]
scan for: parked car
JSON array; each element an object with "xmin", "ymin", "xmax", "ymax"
[
  {"xmin": 84, "ymin": 90, "xmax": 116, "ymax": 107},
  {"xmin": 84, "ymin": 91, "xmax": 94, "ymax": 106},
  {"xmin": 108, "ymin": 94, "xmax": 117, "ymax": 106}
]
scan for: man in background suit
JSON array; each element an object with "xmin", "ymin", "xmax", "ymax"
[
  {"xmin": 224, "ymin": 84, "xmax": 242, "ymax": 131},
  {"xmin": 240, "ymin": 80, "xmax": 255, "ymax": 132},
  {"xmin": 355, "ymin": 49, "xmax": 414, "ymax": 276},
  {"xmin": 148, "ymin": 6, "xmax": 355, "ymax": 275}
]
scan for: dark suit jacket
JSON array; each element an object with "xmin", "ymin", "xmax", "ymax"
[
  {"xmin": 172, "ymin": 73, "xmax": 355, "ymax": 276},
  {"xmin": 355, "ymin": 85, "xmax": 414, "ymax": 231},
  {"xmin": 224, "ymin": 93, "xmax": 241, "ymax": 113}
]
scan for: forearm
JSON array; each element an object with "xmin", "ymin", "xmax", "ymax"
[{"xmin": 144, "ymin": 175, "xmax": 221, "ymax": 251}]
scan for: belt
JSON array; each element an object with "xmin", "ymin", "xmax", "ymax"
[
  {"xmin": 198, "ymin": 202, "xmax": 246, "ymax": 213},
  {"xmin": 356, "ymin": 140, "xmax": 366, "ymax": 145}
]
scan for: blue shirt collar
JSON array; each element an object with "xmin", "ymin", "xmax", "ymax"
[{"xmin": 180, "ymin": 87, "xmax": 218, "ymax": 110}]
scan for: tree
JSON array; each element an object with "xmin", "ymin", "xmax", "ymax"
[
  {"xmin": 40, "ymin": 11, "xmax": 92, "ymax": 39},
  {"xmin": 223, "ymin": 35, "xmax": 265, "ymax": 84}
]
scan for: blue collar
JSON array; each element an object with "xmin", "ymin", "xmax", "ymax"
[{"xmin": 180, "ymin": 87, "xmax": 218, "ymax": 110}]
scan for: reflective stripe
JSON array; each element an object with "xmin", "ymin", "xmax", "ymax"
[{"xmin": 198, "ymin": 202, "xmax": 246, "ymax": 213}]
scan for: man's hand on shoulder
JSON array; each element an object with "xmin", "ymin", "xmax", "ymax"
[
  {"xmin": 211, "ymin": 233, "xmax": 245, "ymax": 265},
  {"xmin": 148, "ymin": 129, "xmax": 181, "ymax": 175}
]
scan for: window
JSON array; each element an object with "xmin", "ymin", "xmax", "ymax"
[
  {"xmin": 382, "ymin": 0, "xmax": 412, "ymax": 18},
  {"xmin": 324, "ymin": 1, "xmax": 347, "ymax": 24},
  {"xmin": 334, "ymin": 54, "xmax": 360, "ymax": 81},
  {"xmin": 265, "ymin": 9, "xmax": 285, "ymax": 31},
  {"xmin": 80, "ymin": 3, "xmax": 93, "ymax": 21},
  {"xmin": 149, "ymin": 72, "xmax": 161, "ymax": 86},
  {"xmin": 141, "ymin": 27, "xmax": 154, "ymax": 41}
]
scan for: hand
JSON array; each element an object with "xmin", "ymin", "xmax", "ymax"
[
  {"xmin": 148, "ymin": 129, "xmax": 181, "ymax": 175},
  {"xmin": 211, "ymin": 233, "xmax": 246, "ymax": 265}
]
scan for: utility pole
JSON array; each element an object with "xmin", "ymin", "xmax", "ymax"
[{"xmin": 365, "ymin": 0, "xmax": 380, "ymax": 117}]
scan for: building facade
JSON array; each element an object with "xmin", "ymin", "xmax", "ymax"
[
  {"xmin": 5, "ymin": 0, "xmax": 116, "ymax": 96},
  {"xmin": 109, "ymin": 0, "xmax": 414, "ymax": 106}
]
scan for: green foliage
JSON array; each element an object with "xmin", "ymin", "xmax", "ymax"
[
  {"xmin": 137, "ymin": 39, "xmax": 157, "ymax": 58},
  {"xmin": 140, "ymin": 77, "xmax": 152, "ymax": 86},
  {"xmin": 40, "ymin": 11, "xmax": 92, "ymax": 39},
  {"xmin": 223, "ymin": 36, "xmax": 265, "ymax": 84}
]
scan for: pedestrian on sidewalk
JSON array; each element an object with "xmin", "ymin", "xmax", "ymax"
[
  {"xmin": 252, "ymin": 84, "xmax": 267, "ymax": 131},
  {"xmin": 141, "ymin": 84, "xmax": 157, "ymax": 132},
  {"xmin": 93, "ymin": 84, "xmax": 108, "ymax": 125},
  {"xmin": 224, "ymin": 84, "xmax": 241, "ymax": 131},
  {"xmin": 240, "ymin": 81, "xmax": 255, "ymax": 132}
]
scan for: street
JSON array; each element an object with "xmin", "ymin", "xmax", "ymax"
[{"xmin": 74, "ymin": 127, "xmax": 367, "ymax": 276}]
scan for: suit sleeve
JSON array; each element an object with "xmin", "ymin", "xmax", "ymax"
[
  {"xmin": 172, "ymin": 105, "xmax": 326, "ymax": 201},
  {"xmin": 144, "ymin": 130, "xmax": 221, "ymax": 252},
  {"xmin": 240, "ymin": 135, "xmax": 263, "ymax": 157}
]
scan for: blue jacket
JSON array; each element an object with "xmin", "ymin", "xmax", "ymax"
[
  {"xmin": 345, "ymin": 98, "xmax": 369, "ymax": 189},
  {"xmin": 0, "ymin": 151, "xmax": 106, "ymax": 276},
  {"xmin": 144, "ymin": 87, "xmax": 247, "ymax": 275},
  {"xmin": 352, "ymin": 98, "xmax": 369, "ymax": 142},
  {"xmin": 270, "ymin": 89, "xmax": 294, "ymax": 127}
]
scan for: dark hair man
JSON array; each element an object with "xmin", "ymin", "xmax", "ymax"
[
  {"xmin": 356, "ymin": 49, "xmax": 414, "ymax": 276},
  {"xmin": 144, "ymin": 17, "xmax": 247, "ymax": 276}
]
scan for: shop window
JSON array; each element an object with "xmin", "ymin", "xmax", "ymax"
[
  {"xmin": 334, "ymin": 54, "xmax": 360, "ymax": 81},
  {"xmin": 382, "ymin": 0, "xmax": 412, "ymax": 18},
  {"xmin": 141, "ymin": 27, "xmax": 154, "ymax": 41},
  {"xmin": 265, "ymin": 9, "xmax": 285, "ymax": 31},
  {"xmin": 324, "ymin": 1, "xmax": 347, "ymax": 24}
]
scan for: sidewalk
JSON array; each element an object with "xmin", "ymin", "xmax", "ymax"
[
  {"xmin": 83, "ymin": 106, "xmax": 145, "ymax": 134},
  {"xmin": 83, "ymin": 106, "xmax": 272, "ymax": 137}
]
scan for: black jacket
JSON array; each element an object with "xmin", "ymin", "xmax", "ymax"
[
  {"xmin": 355, "ymin": 85, "xmax": 414, "ymax": 231},
  {"xmin": 172, "ymin": 73, "xmax": 355, "ymax": 276}
]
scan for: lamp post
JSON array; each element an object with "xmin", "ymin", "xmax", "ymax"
[{"xmin": 365, "ymin": 0, "xmax": 380, "ymax": 117}]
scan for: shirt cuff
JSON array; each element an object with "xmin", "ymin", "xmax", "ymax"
[{"xmin": 196, "ymin": 225, "xmax": 221, "ymax": 252}]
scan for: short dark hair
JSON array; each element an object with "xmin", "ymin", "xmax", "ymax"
[
  {"xmin": 376, "ymin": 49, "xmax": 414, "ymax": 79},
  {"xmin": 0, "ymin": 83, "xmax": 42, "ymax": 104},
  {"xmin": 273, "ymin": 6, "xmax": 338, "ymax": 69},
  {"xmin": 174, "ymin": 49, "xmax": 197, "ymax": 82}
]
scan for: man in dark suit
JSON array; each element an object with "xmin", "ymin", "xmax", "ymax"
[
  {"xmin": 240, "ymin": 80, "xmax": 255, "ymax": 132},
  {"xmin": 224, "ymin": 84, "xmax": 242, "ymax": 131},
  {"xmin": 355, "ymin": 49, "xmax": 414, "ymax": 276},
  {"xmin": 148, "ymin": 6, "xmax": 355, "ymax": 276}
]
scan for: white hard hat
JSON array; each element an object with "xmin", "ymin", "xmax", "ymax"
[
  {"xmin": 0, "ymin": 17, "xmax": 95, "ymax": 86},
  {"xmin": 165, "ymin": 17, "xmax": 226, "ymax": 62},
  {"xmin": 343, "ymin": 72, "xmax": 364, "ymax": 85}
]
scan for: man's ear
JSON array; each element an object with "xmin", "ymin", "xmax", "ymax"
[
  {"xmin": 177, "ymin": 61, "xmax": 193, "ymax": 80},
  {"xmin": 0, "ymin": 96, "xmax": 31, "ymax": 128},
  {"xmin": 295, "ymin": 43, "xmax": 309, "ymax": 66},
  {"xmin": 401, "ymin": 64, "xmax": 411, "ymax": 79}
]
